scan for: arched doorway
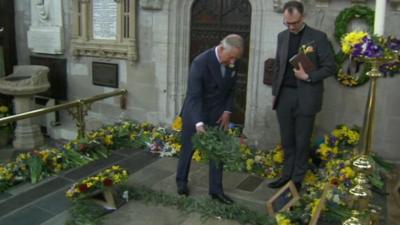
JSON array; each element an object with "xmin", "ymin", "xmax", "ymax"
[{"xmin": 189, "ymin": 0, "xmax": 251, "ymax": 125}]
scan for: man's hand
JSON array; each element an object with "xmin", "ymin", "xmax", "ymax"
[
  {"xmin": 293, "ymin": 63, "xmax": 309, "ymax": 81},
  {"xmin": 216, "ymin": 111, "xmax": 230, "ymax": 130},
  {"xmin": 196, "ymin": 124, "xmax": 205, "ymax": 133}
]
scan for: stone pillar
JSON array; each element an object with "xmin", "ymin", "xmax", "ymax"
[{"xmin": 13, "ymin": 96, "xmax": 44, "ymax": 150}]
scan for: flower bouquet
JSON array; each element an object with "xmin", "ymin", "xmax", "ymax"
[
  {"xmin": 192, "ymin": 126, "xmax": 243, "ymax": 171},
  {"xmin": 66, "ymin": 165, "xmax": 128, "ymax": 200},
  {"xmin": 66, "ymin": 165, "xmax": 128, "ymax": 209}
]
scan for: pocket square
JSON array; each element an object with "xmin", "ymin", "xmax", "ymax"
[{"xmin": 231, "ymin": 71, "xmax": 236, "ymax": 77}]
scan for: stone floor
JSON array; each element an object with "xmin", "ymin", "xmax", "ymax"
[{"xmin": 0, "ymin": 147, "xmax": 398, "ymax": 225}]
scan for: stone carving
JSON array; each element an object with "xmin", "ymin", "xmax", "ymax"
[
  {"xmin": 28, "ymin": 0, "xmax": 64, "ymax": 54},
  {"xmin": 0, "ymin": 65, "xmax": 50, "ymax": 95},
  {"xmin": 140, "ymin": 0, "xmax": 163, "ymax": 10},
  {"xmin": 34, "ymin": 0, "xmax": 50, "ymax": 25}
]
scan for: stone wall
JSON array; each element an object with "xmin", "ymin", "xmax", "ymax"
[{"xmin": 12, "ymin": 0, "xmax": 400, "ymax": 161}]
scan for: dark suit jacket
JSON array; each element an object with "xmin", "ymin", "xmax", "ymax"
[
  {"xmin": 182, "ymin": 47, "xmax": 239, "ymax": 129},
  {"xmin": 272, "ymin": 25, "xmax": 336, "ymax": 115}
]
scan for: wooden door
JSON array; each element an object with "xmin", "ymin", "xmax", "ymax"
[
  {"xmin": 0, "ymin": 0, "xmax": 16, "ymax": 76},
  {"xmin": 190, "ymin": 0, "xmax": 251, "ymax": 125}
]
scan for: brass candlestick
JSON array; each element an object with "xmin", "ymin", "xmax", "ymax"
[
  {"xmin": 345, "ymin": 58, "xmax": 384, "ymax": 225},
  {"xmin": 343, "ymin": 210, "xmax": 363, "ymax": 225}
]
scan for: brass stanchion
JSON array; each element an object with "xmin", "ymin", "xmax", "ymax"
[
  {"xmin": 345, "ymin": 58, "xmax": 383, "ymax": 225},
  {"xmin": 343, "ymin": 210, "xmax": 363, "ymax": 225}
]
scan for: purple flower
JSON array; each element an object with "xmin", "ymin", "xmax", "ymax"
[
  {"xmin": 352, "ymin": 37, "xmax": 384, "ymax": 58},
  {"xmin": 329, "ymin": 136, "xmax": 337, "ymax": 146},
  {"xmin": 387, "ymin": 36, "xmax": 400, "ymax": 51}
]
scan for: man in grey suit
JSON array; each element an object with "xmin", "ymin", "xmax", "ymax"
[
  {"xmin": 270, "ymin": 1, "xmax": 336, "ymax": 191},
  {"xmin": 176, "ymin": 34, "xmax": 243, "ymax": 204}
]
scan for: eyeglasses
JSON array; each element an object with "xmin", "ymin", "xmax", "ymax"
[{"xmin": 283, "ymin": 19, "xmax": 303, "ymax": 27}]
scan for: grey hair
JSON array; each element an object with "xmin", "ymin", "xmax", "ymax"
[{"xmin": 221, "ymin": 34, "xmax": 244, "ymax": 52}]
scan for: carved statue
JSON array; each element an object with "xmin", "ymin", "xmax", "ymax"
[{"xmin": 33, "ymin": 0, "xmax": 50, "ymax": 25}]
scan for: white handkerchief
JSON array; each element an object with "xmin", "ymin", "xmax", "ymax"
[{"xmin": 231, "ymin": 71, "xmax": 236, "ymax": 78}]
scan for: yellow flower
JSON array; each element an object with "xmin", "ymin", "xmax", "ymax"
[
  {"xmin": 275, "ymin": 213, "xmax": 292, "ymax": 225},
  {"xmin": 273, "ymin": 150, "xmax": 284, "ymax": 164},
  {"xmin": 171, "ymin": 116, "xmax": 182, "ymax": 131},
  {"xmin": 192, "ymin": 150, "xmax": 202, "ymax": 161},
  {"xmin": 340, "ymin": 166, "xmax": 355, "ymax": 179},
  {"xmin": 104, "ymin": 135, "xmax": 113, "ymax": 145},
  {"xmin": 86, "ymin": 182, "xmax": 94, "ymax": 188},
  {"xmin": 304, "ymin": 171, "xmax": 318, "ymax": 185},
  {"xmin": 240, "ymin": 144, "xmax": 252, "ymax": 156},
  {"xmin": 246, "ymin": 159, "xmax": 254, "ymax": 171},
  {"xmin": 341, "ymin": 31, "xmax": 368, "ymax": 54}
]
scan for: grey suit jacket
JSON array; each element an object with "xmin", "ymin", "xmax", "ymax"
[{"xmin": 272, "ymin": 25, "xmax": 337, "ymax": 115}]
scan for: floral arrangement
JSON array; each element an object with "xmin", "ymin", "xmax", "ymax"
[
  {"xmin": 192, "ymin": 126, "xmax": 243, "ymax": 171},
  {"xmin": 0, "ymin": 120, "xmax": 392, "ymax": 225},
  {"xmin": 240, "ymin": 144, "xmax": 283, "ymax": 179},
  {"xmin": 337, "ymin": 31, "xmax": 400, "ymax": 87},
  {"xmin": 66, "ymin": 165, "xmax": 128, "ymax": 200}
]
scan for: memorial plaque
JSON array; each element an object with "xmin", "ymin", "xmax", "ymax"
[
  {"xmin": 92, "ymin": 0, "xmax": 117, "ymax": 40},
  {"xmin": 92, "ymin": 62, "xmax": 118, "ymax": 88},
  {"xmin": 266, "ymin": 181, "xmax": 300, "ymax": 216}
]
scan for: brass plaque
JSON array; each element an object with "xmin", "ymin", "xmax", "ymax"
[{"xmin": 92, "ymin": 62, "xmax": 118, "ymax": 88}]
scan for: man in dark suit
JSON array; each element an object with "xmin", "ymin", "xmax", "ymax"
[
  {"xmin": 270, "ymin": 1, "xmax": 336, "ymax": 191},
  {"xmin": 176, "ymin": 34, "xmax": 244, "ymax": 204}
]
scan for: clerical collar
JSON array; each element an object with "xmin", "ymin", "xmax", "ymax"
[
  {"xmin": 215, "ymin": 46, "xmax": 222, "ymax": 64},
  {"xmin": 290, "ymin": 24, "xmax": 306, "ymax": 35}
]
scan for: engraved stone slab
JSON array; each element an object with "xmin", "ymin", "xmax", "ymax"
[
  {"xmin": 27, "ymin": 0, "xmax": 64, "ymax": 54},
  {"xmin": 92, "ymin": 0, "xmax": 117, "ymax": 40}
]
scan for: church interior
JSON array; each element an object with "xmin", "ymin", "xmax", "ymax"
[{"xmin": 0, "ymin": 0, "xmax": 400, "ymax": 224}]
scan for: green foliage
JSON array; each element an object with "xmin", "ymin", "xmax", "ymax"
[
  {"xmin": 27, "ymin": 156, "xmax": 43, "ymax": 184},
  {"xmin": 192, "ymin": 127, "xmax": 243, "ymax": 171},
  {"xmin": 127, "ymin": 185, "xmax": 277, "ymax": 225},
  {"xmin": 66, "ymin": 200, "xmax": 106, "ymax": 225},
  {"xmin": 334, "ymin": 5, "xmax": 374, "ymax": 43},
  {"xmin": 68, "ymin": 185, "xmax": 277, "ymax": 225}
]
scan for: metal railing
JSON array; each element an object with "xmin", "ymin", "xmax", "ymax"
[{"xmin": 0, "ymin": 89, "xmax": 127, "ymax": 139}]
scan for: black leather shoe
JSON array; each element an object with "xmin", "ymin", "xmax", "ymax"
[
  {"xmin": 267, "ymin": 178, "xmax": 290, "ymax": 189},
  {"xmin": 177, "ymin": 186, "xmax": 189, "ymax": 196},
  {"xmin": 294, "ymin": 182, "xmax": 302, "ymax": 192},
  {"xmin": 210, "ymin": 193, "xmax": 234, "ymax": 204}
]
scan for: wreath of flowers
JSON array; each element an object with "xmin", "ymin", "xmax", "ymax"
[
  {"xmin": 66, "ymin": 165, "xmax": 128, "ymax": 200},
  {"xmin": 334, "ymin": 5, "xmax": 374, "ymax": 87}
]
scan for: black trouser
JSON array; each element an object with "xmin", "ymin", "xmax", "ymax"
[{"xmin": 276, "ymin": 87, "xmax": 315, "ymax": 183}]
